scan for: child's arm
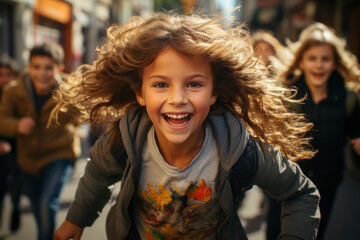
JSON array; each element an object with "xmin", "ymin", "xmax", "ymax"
[
  {"xmin": 252, "ymin": 141, "xmax": 320, "ymax": 240},
  {"xmin": 0, "ymin": 85, "xmax": 35, "ymax": 136},
  {"xmin": 17, "ymin": 117, "xmax": 36, "ymax": 135},
  {"xmin": 57, "ymin": 131, "xmax": 126, "ymax": 236},
  {"xmin": 54, "ymin": 220, "xmax": 83, "ymax": 240},
  {"xmin": 0, "ymin": 85, "xmax": 22, "ymax": 137}
]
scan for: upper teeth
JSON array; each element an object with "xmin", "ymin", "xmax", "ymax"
[{"xmin": 166, "ymin": 114, "xmax": 189, "ymax": 119}]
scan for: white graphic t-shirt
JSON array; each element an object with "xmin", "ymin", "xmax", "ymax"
[{"xmin": 133, "ymin": 125, "xmax": 220, "ymax": 240}]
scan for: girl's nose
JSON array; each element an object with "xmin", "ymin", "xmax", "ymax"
[
  {"xmin": 168, "ymin": 87, "xmax": 187, "ymax": 105},
  {"xmin": 316, "ymin": 59, "xmax": 323, "ymax": 68}
]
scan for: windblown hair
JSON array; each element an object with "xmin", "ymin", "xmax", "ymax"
[
  {"xmin": 52, "ymin": 11, "xmax": 315, "ymax": 161},
  {"xmin": 274, "ymin": 22, "xmax": 360, "ymax": 91}
]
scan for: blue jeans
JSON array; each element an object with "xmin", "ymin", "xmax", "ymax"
[{"xmin": 23, "ymin": 159, "xmax": 74, "ymax": 240}]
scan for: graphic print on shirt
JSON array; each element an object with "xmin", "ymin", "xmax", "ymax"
[{"xmin": 136, "ymin": 179, "xmax": 219, "ymax": 240}]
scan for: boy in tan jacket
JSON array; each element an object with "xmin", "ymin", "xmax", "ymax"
[{"xmin": 0, "ymin": 42, "xmax": 80, "ymax": 240}]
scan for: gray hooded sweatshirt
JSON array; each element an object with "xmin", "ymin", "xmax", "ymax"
[{"xmin": 66, "ymin": 107, "xmax": 320, "ymax": 239}]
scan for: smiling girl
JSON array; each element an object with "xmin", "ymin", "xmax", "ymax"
[
  {"xmin": 266, "ymin": 22, "xmax": 360, "ymax": 240},
  {"xmin": 53, "ymin": 11, "xmax": 320, "ymax": 240}
]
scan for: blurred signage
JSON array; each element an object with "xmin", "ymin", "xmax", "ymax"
[{"xmin": 34, "ymin": 0, "xmax": 71, "ymax": 24}]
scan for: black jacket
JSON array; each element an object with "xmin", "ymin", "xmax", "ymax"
[{"xmin": 291, "ymin": 71, "xmax": 360, "ymax": 188}]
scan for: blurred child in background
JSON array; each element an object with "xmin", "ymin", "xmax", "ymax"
[
  {"xmin": 267, "ymin": 22, "xmax": 360, "ymax": 240},
  {"xmin": 0, "ymin": 55, "xmax": 21, "ymax": 232},
  {"xmin": 0, "ymin": 43, "xmax": 81, "ymax": 240}
]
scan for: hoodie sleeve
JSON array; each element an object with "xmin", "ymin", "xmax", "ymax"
[
  {"xmin": 252, "ymin": 141, "xmax": 320, "ymax": 240},
  {"xmin": 65, "ymin": 131, "xmax": 126, "ymax": 227}
]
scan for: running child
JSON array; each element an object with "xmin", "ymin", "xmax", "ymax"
[{"xmin": 53, "ymin": 11, "xmax": 320, "ymax": 240}]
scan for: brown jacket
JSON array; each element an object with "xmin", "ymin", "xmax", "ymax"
[{"xmin": 0, "ymin": 73, "xmax": 81, "ymax": 176}]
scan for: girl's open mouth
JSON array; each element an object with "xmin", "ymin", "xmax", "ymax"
[
  {"xmin": 312, "ymin": 72, "xmax": 324, "ymax": 79},
  {"xmin": 163, "ymin": 113, "xmax": 191, "ymax": 126}
]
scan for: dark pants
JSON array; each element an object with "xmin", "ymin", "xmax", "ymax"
[
  {"xmin": 0, "ymin": 154, "xmax": 22, "ymax": 229},
  {"xmin": 23, "ymin": 159, "xmax": 74, "ymax": 240}
]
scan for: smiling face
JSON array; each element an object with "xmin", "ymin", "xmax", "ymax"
[
  {"xmin": 28, "ymin": 56, "xmax": 59, "ymax": 95},
  {"xmin": 299, "ymin": 43, "xmax": 336, "ymax": 90},
  {"xmin": 137, "ymin": 48, "xmax": 217, "ymax": 149}
]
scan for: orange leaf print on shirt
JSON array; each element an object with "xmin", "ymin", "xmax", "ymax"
[
  {"xmin": 185, "ymin": 179, "xmax": 211, "ymax": 202},
  {"xmin": 137, "ymin": 179, "xmax": 219, "ymax": 240},
  {"xmin": 141, "ymin": 183, "xmax": 172, "ymax": 209}
]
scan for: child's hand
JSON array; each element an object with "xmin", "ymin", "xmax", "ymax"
[
  {"xmin": 54, "ymin": 220, "xmax": 83, "ymax": 240},
  {"xmin": 0, "ymin": 141, "xmax": 11, "ymax": 155},
  {"xmin": 17, "ymin": 117, "xmax": 35, "ymax": 135},
  {"xmin": 351, "ymin": 138, "xmax": 360, "ymax": 156}
]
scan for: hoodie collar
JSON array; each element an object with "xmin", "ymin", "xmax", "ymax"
[
  {"xmin": 120, "ymin": 107, "xmax": 250, "ymax": 172},
  {"xmin": 209, "ymin": 112, "xmax": 250, "ymax": 171}
]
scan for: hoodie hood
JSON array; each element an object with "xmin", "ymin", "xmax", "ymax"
[
  {"xmin": 119, "ymin": 107, "xmax": 152, "ymax": 168},
  {"xmin": 209, "ymin": 112, "xmax": 250, "ymax": 171}
]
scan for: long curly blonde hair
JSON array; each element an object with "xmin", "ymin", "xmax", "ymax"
[
  {"xmin": 274, "ymin": 22, "xmax": 360, "ymax": 91},
  {"xmin": 52, "ymin": 11, "xmax": 315, "ymax": 161}
]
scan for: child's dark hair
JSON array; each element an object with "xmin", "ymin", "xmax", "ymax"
[
  {"xmin": 0, "ymin": 55, "xmax": 19, "ymax": 75},
  {"xmin": 29, "ymin": 42, "xmax": 64, "ymax": 65},
  {"xmin": 52, "ymin": 11, "xmax": 315, "ymax": 161}
]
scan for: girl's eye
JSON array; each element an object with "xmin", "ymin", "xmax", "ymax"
[
  {"xmin": 322, "ymin": 56, "xmax": 332, "ymax": 62},
  {"xmin": 307, "ymin": 56, "xmax": 316, "ymax": 61},
  {"xmin": 154, "ymin": 82, "xmax": 167, "ymax": 88},
  {"xmin": 188, "ymin": 82, "xmax": 202, "ymax": 88}
]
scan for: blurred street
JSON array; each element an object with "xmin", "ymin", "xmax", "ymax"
[{"xmin": 0, "ymin": 157, "xmax": 268, "ymax": 240}]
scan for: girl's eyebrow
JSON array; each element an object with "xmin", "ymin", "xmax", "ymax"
[
  {"xmin": 147, "ymin": 74, "xmax": 209, "ymax": 80},
  {"xmin": 146, "ymin": 74, "xmax": 169, "ymax": 80},
  {"xmin": 185, "ymin": 74, "xmax": 209, "ymax": 80}
]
